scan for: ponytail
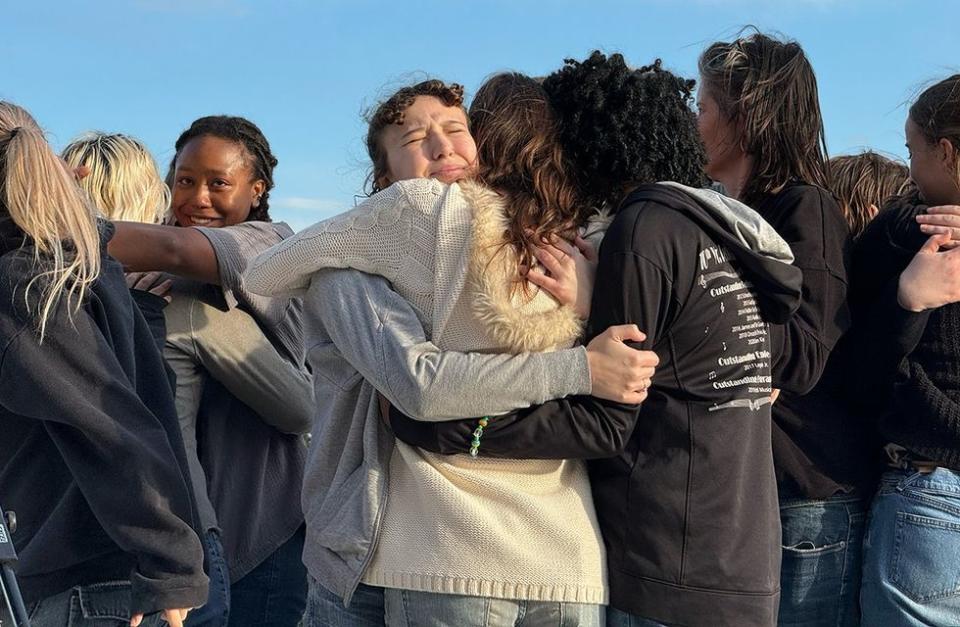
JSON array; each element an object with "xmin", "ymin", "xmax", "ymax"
[{"xmin": 0, "ymin": 103, "xmax": 100, "ymax": 340}]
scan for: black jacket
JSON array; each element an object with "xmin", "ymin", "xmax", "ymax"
[
  {"xmin": 392, "ymin": 184, "xmax": 802, "ymax": 626},
  {"xmin": 0, "ymin": 219, "xmax": 207, "ymax": 613},
  {"xmin": 752, "ymin": 184, "xmax": 861, "ymax": 498}
]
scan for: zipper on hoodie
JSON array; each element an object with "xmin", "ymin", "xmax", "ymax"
[{"xmin": 342, "ymin": 444, "xmax": 392, "ymax": 607}]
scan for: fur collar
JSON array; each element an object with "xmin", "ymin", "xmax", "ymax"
[{"xmin": 459, "ymin": 180, "xmax": 583, "ymax": 354}]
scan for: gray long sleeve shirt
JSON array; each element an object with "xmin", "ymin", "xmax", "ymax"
[{"xmin": 299, "ymin": 268, "xmax": 593, "ymax": 604}]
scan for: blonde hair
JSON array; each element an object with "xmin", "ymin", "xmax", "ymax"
[
  {"xmin": 0, "ymin": 102, "xmax": 100, "ymax": 339},
  {"xmin": 62, "ymin": 132, "xmax": 170, "ymax": 224},
  {"xmin": 829, "ymin": 152, "xmax": 911, "ymax": 238}
]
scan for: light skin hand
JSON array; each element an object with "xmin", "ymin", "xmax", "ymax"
[
  {"xmin": 125, "ymin": 271, "xmax": 174, "ymax": 303},
  {"xmin": 131, "ymin": 608, "xmax": 190, "ymax": 627},
  {"xmin": 916, "ymin": 205, "xmax": 960, "ymax": 249},
  {"xmin": 897, "ymin": 233, "xmax": 960, "ymax": 311},
  {"xmin": 586, "ymin": 324, "xmax": 658, "ymax": 404},
  {"xmin": 526, "ymin": 235, "xmax": 598, "ymax": 320}
]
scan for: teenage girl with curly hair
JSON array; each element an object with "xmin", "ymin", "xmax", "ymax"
[{"xmin": 246, "ymin": 74, "xmax": 663, "ymax": 626}]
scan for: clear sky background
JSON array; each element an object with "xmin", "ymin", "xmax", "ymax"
[{"xmin": 4, "ymin": 0, "xmax": 957, "ymax": 230}]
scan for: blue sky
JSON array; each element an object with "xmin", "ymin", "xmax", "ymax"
[{"xmin": 4, "ymin": 0, "xmax": 957, "ymax": 230}]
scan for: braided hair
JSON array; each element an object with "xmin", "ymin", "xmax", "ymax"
[
  {"xmin": 543, "ymin": 52, "xmax": 706, "ymax": 211},
  {"xmin": 169, "ymin": 115, "xmax": 278, "ymax": 222}
]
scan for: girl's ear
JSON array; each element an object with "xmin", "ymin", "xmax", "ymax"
[
  {"xmin": 938, "ymin": 137, "xmax": 958, "ymax": 169},
  {"xmin": 251, "ymin": 179, "xmax": 267, "ymax": 206},
  {"xmin": 867, "ymin": 203, "xmax": 880, "ymax": 220}
]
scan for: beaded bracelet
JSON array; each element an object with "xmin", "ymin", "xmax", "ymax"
[{"xmin": 468, "ymin": 417, "xmax": 491, "ymax": 457}]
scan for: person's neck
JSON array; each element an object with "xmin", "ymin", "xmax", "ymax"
[{"xmin": 714, "ymin": 156, "xmax": 754, "ymax": 201}]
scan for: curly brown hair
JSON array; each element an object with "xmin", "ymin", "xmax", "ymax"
[
  {"xmin": 365, "ymin": 79, "xmax": 465, "ymax": 193},
  {"xmin": 469, "ymin": 72, "xmax": 582, "ymax": 281},
  {"xmin": 698, "ymin": 31, "xmax": 829, "ymax": 205}
]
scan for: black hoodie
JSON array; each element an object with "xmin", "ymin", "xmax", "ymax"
[
  {"xmin": 0, "ymin": 219, "xmax": 207, "ymax": 614},
  {"xmin": 392, "ymin": 184, "xmax": 801, "ymax": 627}
]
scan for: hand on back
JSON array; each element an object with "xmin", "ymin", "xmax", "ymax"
[
  {"xmin": 898, "ymin": 233, "xmax": 960, "ymax": 311},
  {"xmin": 585, "ymin": 324, "xmax": 658, "ymax": 405},
  {"xmin": 526, "ymin": 234, "xmax": 597, "ymax": 320}
]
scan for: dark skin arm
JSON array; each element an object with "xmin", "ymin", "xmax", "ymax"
[{"xmin": 108, "ymin": 222, "xmax": 221, "ymax": 285}]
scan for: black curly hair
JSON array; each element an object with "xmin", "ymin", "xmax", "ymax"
[
  {"xmin": 168, "ymin": 115, "xmax": 278, "ymax": 222},
  {"xmin": 543, "ymin": 52, "xmax": 706, "ymax": 210}
]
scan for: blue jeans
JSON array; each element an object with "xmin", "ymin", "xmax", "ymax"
[
  {"xmin": 304, "ymin": 578, "xmax": 385, "ymax": 626},
  {"xmin": 24, "ymin": 581, "xmax": 166, "ymax": 627},
  {"xmin": 383, "ymin": 588, "xmax": 603, "ymax": 626},
  {"xmin": 304, "ymin": 579, "xmax": 604, "ymax": 626},
  {"xmin": 228, "ymin": 526, "xmax": 307, "ymax": 627},
  {"xmin": 605, "ymin": 608, "xmax": 666, "ymax": 626},
  {"xmin": 861, "ymin": 468, "xmax": 960, "ymax": 627},
  {"xmin": 777, "ymin": 493, "xmax": 866, "ymax": 626},
  {"xmin": 186, "ymin": 529, "xmax": 231, "ymax": 627}
]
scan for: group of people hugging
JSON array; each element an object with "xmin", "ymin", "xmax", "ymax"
[{"xmin": 2, "ymin": 27, "xmax": 960, "ymax": 627}]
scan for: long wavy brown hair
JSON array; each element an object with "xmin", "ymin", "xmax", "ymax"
[
  {"xmin": 469, "ymin": 72, "xmax": 582, "ymax": 280},
  {"xmin": 699, "ymin": 31, "xmax": 830, "ymax": 204}
]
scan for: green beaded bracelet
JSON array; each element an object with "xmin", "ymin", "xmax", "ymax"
[{"xmin": 468, "ymin": 417, "xmax": 491, "ymax": 457}]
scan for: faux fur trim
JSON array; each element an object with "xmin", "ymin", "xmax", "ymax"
[{"xmin": 459, "ymin": 180, "xmax": 583, "ymax": 354}]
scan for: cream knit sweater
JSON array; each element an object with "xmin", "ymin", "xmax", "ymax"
[{"xmin": 246, "ymin": 178, "xmax": 608, "ymax": 604}]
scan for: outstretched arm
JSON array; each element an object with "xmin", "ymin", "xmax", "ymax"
[{"xmin": 108, "ymin": 222, "xmax": 221, "ymax": 285}]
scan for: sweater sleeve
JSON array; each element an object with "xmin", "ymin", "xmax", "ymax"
[
  {"xmin": 843, "ymin": 199, "xmax": 932, "ymax": 404},
  {"xmin": 765, "ymin": 187, "xmax": 851, "ymax": 394},
  {"xmin": 0, "ymin": 317, "xmax": 207, "ymax": 613},
  {"xmin": 390, "ymin": 206, "xmax": 674, "ymax": 457},
  {"xmin": 307, "ymin": 268, "xmax": 593, "ymax": 421}
]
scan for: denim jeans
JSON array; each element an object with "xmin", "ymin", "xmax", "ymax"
[
  {"xmin": 304, "ymin": 579, "xmax": 603, "ymax": 627},
  {"xmin": 861, "ymin": 468, "xmax": 960, "ymax": 627},
  {"xmin": 304, "ymin": 578, "xmax": 385, "ymax": 626},
  {"xmin": 382, "ymin": 588, "xmax": 603, "ymax": 626},
  {"xmin": 777, "ymin": 493, "xmax": 866, "ymax": 626},
  {"xmin": 605, "ymin": 608, "xmax": 666, "ymax": 626},
  {"xmin": 228, "ymin": 526, "xmax": 307, "ymax": 627},
  {"xmin": 22, "ymin": 581, "xmax": 166, "ymax": 627},
  {"xmin": 185, "ymin": 530, "xmax": 231, "ymax": 627}
]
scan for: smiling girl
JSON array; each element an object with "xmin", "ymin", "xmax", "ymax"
[{"xmin": 107, "ymin": 116, "xmax": 311, "ymax": 627}]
